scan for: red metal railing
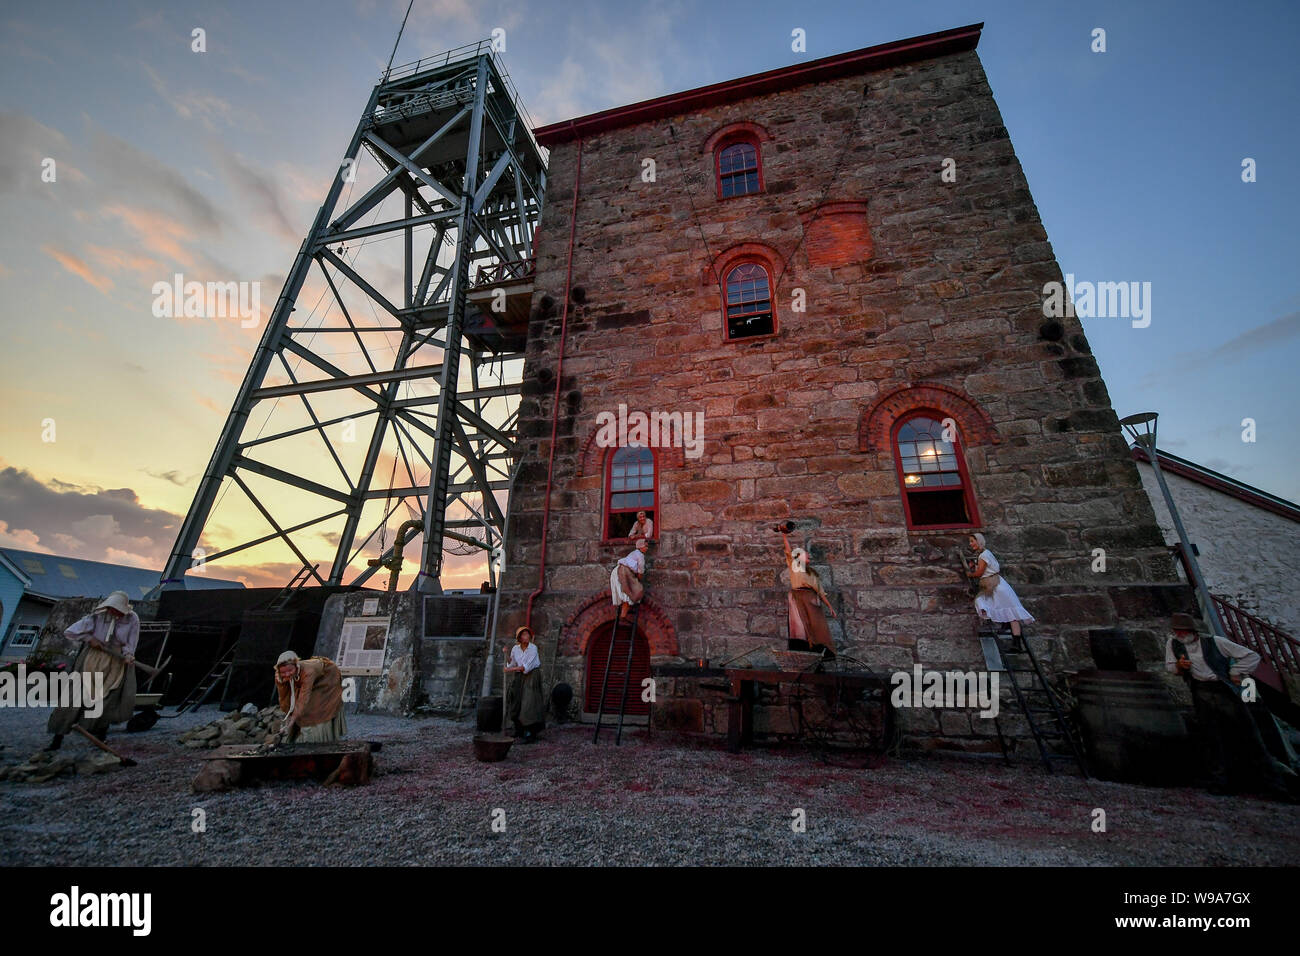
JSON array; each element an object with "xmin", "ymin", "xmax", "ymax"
[
  {"xmin": 1212, "ymin": 596, "xmax": 1300, "ymax": 676},
  {"xmin": 1170, "ymin": 543, "xmax": 1299, "ymax": 675}
]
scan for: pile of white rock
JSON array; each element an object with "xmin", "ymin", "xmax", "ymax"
[
  {"xmin": 178, "ymin": 703, "xmax": 284, "ymax": 749},
  {"xmin": 0, "ymin": 750, "xmax": 122, "ymax": 783}
]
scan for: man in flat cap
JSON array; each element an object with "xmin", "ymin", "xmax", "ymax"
[{"xmin": 1166, "ymin": 612, "xmax": 1298, "ymax": 800}]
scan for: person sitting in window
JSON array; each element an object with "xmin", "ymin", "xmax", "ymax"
[
  {"xmin": 965, "ymin": 533, "xmax": 1034, "ymax": 641},
  {"xmin": 610, "ymin": 537, "xmax": 650, "ymax": 621},
  {"xmin": 626, "ymin": 510, "xmax": 654, "ymax": 541},
  {"xmin": 778, "ymin": 526, "xmax": 837, "ymax": 658},
  {"xmin": 504, "ymin": 626, "xmax": 545, "ymax": 742}
]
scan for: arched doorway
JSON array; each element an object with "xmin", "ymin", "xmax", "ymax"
[{"xmin": 583, "ymin": 620, "xmax": 651, "ymax": 716}]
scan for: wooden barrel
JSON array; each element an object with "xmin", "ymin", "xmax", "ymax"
[
  {"xmin": 476, "ymin": 694, "xmax": 504, "ymax": 733},
  {"xmin": 1071, "ymin": 670, "xmax": 1194, "ymax": 785}
]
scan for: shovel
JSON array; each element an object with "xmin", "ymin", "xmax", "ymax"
[{"xmin": 70, "ymin": 724, "xmax": 137, "ymax": 767}]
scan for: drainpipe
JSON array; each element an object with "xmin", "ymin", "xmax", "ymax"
[
  {"xmin": 481, "ymin": 458, "xmax": 522, "ymax": 698},
  {"xmin": 524, "ymin": 129, "xmax": 583, "ymax": 632}
]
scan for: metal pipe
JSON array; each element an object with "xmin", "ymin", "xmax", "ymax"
[
  {"xmin": 481, "ymin": 458, "xmax": 522, "ymax": 699},
  {"xmin": 524, "ymin": 129, "xmax": 583, "ymax": 631},
  {"xmin": 1147, "ymin": 450, "xmax": 1227, "ymax": 638},
  {"xmin": 367, "ymin": 518, "xmax": 425, "ymax": 593}
]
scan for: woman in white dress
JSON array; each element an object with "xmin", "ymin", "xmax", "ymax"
[{"xmin": 966, "ymin": 533, "xmax": 1034, "ymax": 638}]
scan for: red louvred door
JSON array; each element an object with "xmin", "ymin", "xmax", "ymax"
[{"xmin": 584, "ymin": 621, "xmax": 651, "ymax": 716}]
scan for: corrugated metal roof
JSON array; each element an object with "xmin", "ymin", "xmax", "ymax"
[{"xmin": 0, "ymin": 548, "xmax": 245, "ymax": 601}]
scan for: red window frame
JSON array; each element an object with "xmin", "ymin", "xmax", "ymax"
[
  {"xmin": 891, "ymin": 411, "xmax": 981, "ymax": 531},
  {"xmin": 603, "ymin": 446, "xmax": 659, "ymax": 543},
  {"xmin": 715, "ymin": 136, "xmax": 764, "ymax": 199},
  {"xmin": 722, "ymin": 259, "xmax": 778, "ymax": 341}
]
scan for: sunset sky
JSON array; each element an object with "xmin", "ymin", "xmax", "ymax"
[{"xmin": 1, "ymin": 0, "xmax": 1297, "ymax": 590}]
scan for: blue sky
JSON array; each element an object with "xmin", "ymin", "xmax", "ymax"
[{"xmin": 0, "ymin": 0, "xmax": 1296, "ymax": 581}]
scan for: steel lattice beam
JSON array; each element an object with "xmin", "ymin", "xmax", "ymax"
[{"xmin": 157, "ymin": 42, "xmax": 544, "ymax": 594}]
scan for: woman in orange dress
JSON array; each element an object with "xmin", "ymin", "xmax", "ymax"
[{"xmin": 780, "ymin": 528, "xmax": 837, "ymax": 658}]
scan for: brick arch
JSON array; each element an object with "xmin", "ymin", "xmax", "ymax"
[
  {"xmin": 800, "ymin": 200, "xmax": 872, "ymax": 267},
  {"xmin": 859, "ymin": 382, "xmax": 999, "ymax": 452},
  {"xmin": 701, "ymin": 241, "xmax": 788, "ymax": 288},
  {"xmin": 702, "ymin": 120, "xmax": 772, "ymax": 154},
  {"xmin": 560, "ymin": 590, "xmax": 679, "ymax": 657},
  {"xmin": 578, "ymin": 421, "xmax": 686, "ymax": 478}
]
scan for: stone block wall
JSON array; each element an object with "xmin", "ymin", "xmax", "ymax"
[{"xmin": 495, "ymin": 42, "xmax": 1190, "ymax": 745}]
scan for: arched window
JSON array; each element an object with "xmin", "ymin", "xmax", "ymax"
[
  {"xmin": 717, "ymin": 140, "xmax": 761, "ymax": 198},
  {"xmin": 605, "ymin": 446, "xmax": 657, "ymax": 541},
  {"xmin": 893, "ymin": 414, "xmax": 980, "ymax": 529},
  {"xmin": 725, "ymin": 262, "xmax": 775, "ymax": 339}
]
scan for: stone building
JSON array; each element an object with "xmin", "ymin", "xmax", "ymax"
[
  {"xmin": 493, "ymin": 23, "xmax": 1191, "ymax": 745},
  {"xmin": 1132, "ymin": 445, "xmax": 1300, "ymax": 638}
]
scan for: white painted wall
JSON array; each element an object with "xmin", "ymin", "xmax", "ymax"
[{"xmin": 1136, "ymin": 461, "xmax": 1300, "ymax": 636}]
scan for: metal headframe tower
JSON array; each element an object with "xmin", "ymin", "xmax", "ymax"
[{"xmin": 158, "ymin": 41, "xmax": 545, "ymax": 594}]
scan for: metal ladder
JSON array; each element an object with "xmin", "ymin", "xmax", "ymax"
[
  {"xmin": 593, "ymin": 601, "xmax": 642, "ymax": 746},
  {"xmin": 981, "ymin": 628, "xmax": 1088, "ymax": 776},
  {"xmin": 270, "ymin": 563, "xmax": 318, "ymax": 611},
  {"xmin": 174, "ymin": 645, "xmax": 239, "ymax": 715}
]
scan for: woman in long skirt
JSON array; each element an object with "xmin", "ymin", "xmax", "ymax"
[
  {"xmin": 780, "ymin": 528, "xmax": 838, "ymax": 658},
  {"xmin": 504, "ymin": 626, "xmax": 546, "ymax": 742},
  {"xmin": 966, "ymin": 532, "xmax": 1034, "ymax": 638}
]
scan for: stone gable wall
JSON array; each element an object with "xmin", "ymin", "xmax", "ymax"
[{"xmin": 495, "ymin": 49, "xmax": 1189, "ymax": 744}]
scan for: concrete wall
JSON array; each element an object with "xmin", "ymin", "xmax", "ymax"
[
  {"xmin": 1136, "ymin": 462, "xmax": 1300, "ymax": 635},
  {"xmin": 315, "ymin": 591, "xmax": 487, "ymax": 716}
]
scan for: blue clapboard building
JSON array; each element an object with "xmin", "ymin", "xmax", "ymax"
[{"xmin": 0, "ymin": 549, "xmax": 243, "ymax": 660}]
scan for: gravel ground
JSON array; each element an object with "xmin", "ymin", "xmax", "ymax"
[{"xmin": 1, "ymin": 704, "xmax": 1297, "ymax": 866}]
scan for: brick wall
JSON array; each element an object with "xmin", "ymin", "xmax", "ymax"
[{"xmin": 496, "ymin": 47, "xmax": 1189, "ymax": 745}]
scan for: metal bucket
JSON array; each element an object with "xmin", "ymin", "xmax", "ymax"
[
  {"xmin": 1071, "ymin": 670, "xmax": 1194, "ymax": 785},
  {"xmin": 476, "ymin": 694, "xmax": 503, "ymax": 733}
]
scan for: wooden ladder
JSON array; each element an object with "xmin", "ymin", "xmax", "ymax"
[{"xmin": 593, "ymin": 601, "xmax": 643, "ymax": 746}]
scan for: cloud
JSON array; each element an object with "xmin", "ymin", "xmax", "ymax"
[
  {"xmin": 1205, "ymin": 310, "xmax": 1300, "ymax": 364},
  {"xmin": 145, "ymin": 469, "xmax": 192, "ymax": 487},
  {"xmin": 0, "ymin": 465, "xmax": 182, "ymax": 566},
  {"xmin": 191, "ymin": 390, "xmax": 226, "ymax": 415},
  {"xmin": 211, "ymin": 145, "xmax": 300, "ymax": 241},
  {"xmin": 87, "ymin": 244, "xmax": 168, "ymax": 286},
  {"xmin": 41, "ymin": 244, "xmax": 114, "ymax": 293},
  {"xmin": 0, "ymin": 112, "xmax": 87, "ymax": 197},
  {"xmin": 87, "ymin": 125, "xmax": 226, "ymax": 236},
  {"xmin": 0, "ymin": 519, "xmax": 49, "ymax": 552},
  {"xmin": 140, "ymin": 63, "xmax": 237, "ymax": 131},
  {"xmin": 1142, "ymin": 310, "xmax": 1300, "ymax": 386}
]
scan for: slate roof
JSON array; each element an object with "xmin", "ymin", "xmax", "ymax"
[{"xmin": 0, "ymin": 548, "xmax": 244, "ymax": 602}]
